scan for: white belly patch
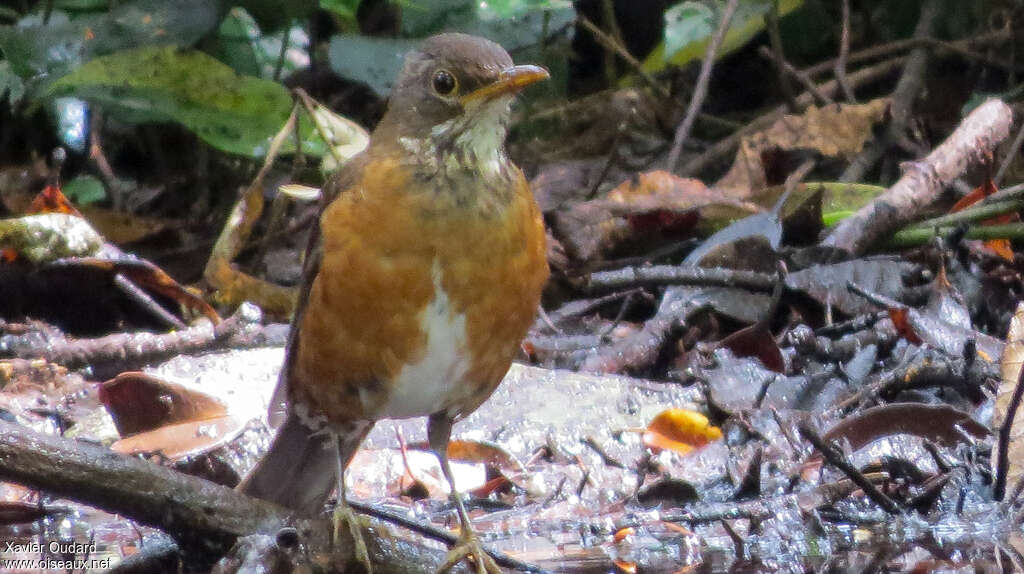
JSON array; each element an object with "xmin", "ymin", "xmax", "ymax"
[{"xmin": 374, "ymin": 259, "xmax": 469, "ymax": 418}]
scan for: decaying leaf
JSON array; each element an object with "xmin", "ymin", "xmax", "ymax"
[
  {"xmin": 99, "ymin": 371, "xmax": 228, "ymax": 436},
  {"xmin": 995, "ymin": 302, "xmax": 1024, "ymax": 492},
  {"xmin": 550, "ymin": 170, "xmax": 758, "ymax": 262},
  {"xmin": 110, "ymin": 415, "xmax": 244, "ymax": 459},
  {"xmin": 716, "ymin": 99, "xmax": 889, "ymax": 193},
  {"xmin": 642, "ymin": 408, "xmax": 722, "ymax": 454}
]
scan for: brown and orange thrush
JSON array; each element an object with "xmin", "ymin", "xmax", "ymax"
[{"xmin": 238, "ymin": 33, "xmax": 549, "ymax": 573}]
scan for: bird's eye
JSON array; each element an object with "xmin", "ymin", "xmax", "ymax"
[{"xmin": 431, "ymin": 69, "xmax": 457, "ymax": 96}]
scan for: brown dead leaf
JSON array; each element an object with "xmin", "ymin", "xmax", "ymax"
[
  {"xmin": 995, "ymin": 302, "xmax": 1024, "ymax": 493},
  {"xmin": 110, "ymin": 415, "xmax": 244, "ymax": 459},
  {"xmin": 550, "ymin": 171, "xmax": 757, "ymax": 262},
  {"xmin": 64, "ymin": 256, "xmax": 220, "ymax": 323},
  {"xmin": 951, "ymin": 178, "xmax": 1017, "ymax": 261},
  {"xmin": 716, "ymin": 99, "xmax": 889, "ymax": 193},
  {"xmin": 99, "ymin": 371, "xmax": 227, "ymax": 437},
  {"xmin": 888, "ymin": 307, "xmax": 924, "ymax": 345},
  {"xmin": 203, "ymin": 183, "xmax": 297, "ymax": 320},
  {"xmin": 643, "ymin": 408, "xmax": 723, "ymax": 454}
]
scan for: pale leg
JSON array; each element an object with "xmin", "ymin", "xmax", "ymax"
[
  {"xmin": 428, "ymin": 413, "xmax": 503, "ymax": 574},
  {"xmin": 334, "ymin": 433, "xmax": 373, "ymax": 573}
]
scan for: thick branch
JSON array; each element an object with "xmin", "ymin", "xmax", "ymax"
[{"xmin": 822, "ymin": 99, "xmax": 1013, "ymax": 254}]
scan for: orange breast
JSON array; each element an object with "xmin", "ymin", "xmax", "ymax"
[{"xmin": 290, "ymin": 156, "xmax": 548, "ymax": 424}]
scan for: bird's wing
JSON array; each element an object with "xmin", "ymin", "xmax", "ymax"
[{"xmin": 267, "ymin": 152, "xmax": 372, "ymax": 426}]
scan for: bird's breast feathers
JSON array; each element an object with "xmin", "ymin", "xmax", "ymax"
[{"xmin": 289, "ymin": 156, "xmax": 547, "ymax": 425}]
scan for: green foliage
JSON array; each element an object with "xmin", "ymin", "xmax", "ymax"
[
  {"xmin": 235, "ymin": 0, "xmax": 316, "ymax": 33},
  {"xmin": 328, "ymin": 35, "xmax": 417, "ymax": 97},
  {"xmin": 0, "ymin": 61, "xmax": 25, "ymax": 105},
  {"xmin": 320, "ymin": 0, "xmax": 360, "ymax": 29},
  {"xmin": 664, "ymin": 3, "xmax": 713, "ymax": 64},
  {"xmin": 63, "ymin": 175, "xmax": 107, "ymax": 205},
  {"xmin": 0, "ymin": 0, "xmax": 221, "ymax": 87},
  {"xmin": 645, "ymin": 0, "xmax": 804, "ymax": 73},
  {"xmin": 329, "ymin": 0, "xmax": 572, "ymax": 97},
  {"xmin": 46, "ymin": 46, "xmax": 307, "ymax": 158}
]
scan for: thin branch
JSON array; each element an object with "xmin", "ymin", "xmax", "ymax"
[
  {"xmin": 577, "ymin": 16, "xmax": 670, "ymax": 101},
  {"xmin": 995, "ymin": 357, "xmax": 1024, "ymax": 501},
  {"xmin": 765, "ymin": 0, "xmax": 798, "ymax": 112},
  {"xmin": 667, "ymin": 0, "xmax": 741, "ymax": 172},
  {"xmin": 834, "ymin": 0, "xmax": 857, "ymax": 102},
  {"xmin": 824, "ymin": 99, "xmax": 1013, "ymax": 254},
  {"xmin": 798, "ymin": 423, "xmax": 901, "ymax": 514},
  {"xmin": 996, "ymin": 119, "xmax": 1024, "ymax": 186},
  {"xmin": 757, "ymin": 46, "xmax": 834, "ymax": 106},
  {"xmin": 840, "ymin": 0, "xmax": 939, "ymax": 183}
]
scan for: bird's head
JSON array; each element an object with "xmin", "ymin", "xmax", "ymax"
[{"xmin": 374, "ymin": 33, "xmax": 549, "ymax": 178}]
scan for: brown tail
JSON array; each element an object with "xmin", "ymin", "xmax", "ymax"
[{"xmin": 237, "ymin": 413, "xmax": 372, "ymax": 515}]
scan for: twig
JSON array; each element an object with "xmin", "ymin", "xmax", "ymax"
[
  {"xmin": 680, "ymin": 56, "xmax": 907, "ymax": 177},
  {"xmin": 835, "ymin": 0, "xmax": 856, "ymax": 102},
  {"xmin": 667, "ymin": 0, "xmax": 740, "ymax": 172},
  {"xmin": 823, "ymin": 98, "xmax": 1014, "ymax": 254},
  {"xmin": 798, "ymin": 423, "xmax": 901, "ymax": 514},
  {"xmin": 756, "ymin": 46, "xmax": 834, "ymax": 106},
  {"xmin": 577, "ymin": 16, "xmax": 670, "ymax": 101},
  {"xmin": 587, "ymin": 265, "xmax": 777, "ymax": 293},
  {"xmin": 994, "ymin": 358, "xmax": 1024, "ymax": 501},
  {"xmin": 996, "ymin": 119, "xmax": 1024, "ymax": 185},
  {"xmin": 765, "ymin": 0, "xmax": 798, "ymax": 112},
  {"xmin": 803, "ymin": 30, "xmax": 1011, "ymax": 78},
  {"xmin": 840, "ymin": 0, "xmax": 939, "ymax": 183}
]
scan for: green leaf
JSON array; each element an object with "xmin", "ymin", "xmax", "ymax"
[
  {"xmin": 0, "ymin": 0, "xmax": 221, "ymax": 81},
  {"xmin": 236, "ymin": 0, "xmax": 316, "ymax": 33},
  {"xmin": 320, "ymin": 0, "xmax": 360, "ymax": 28},
  {"xmin": 0, "ymin": 61, "xmax": 26, "ymax": 105},
  {"xmin": 664, "ymin": 2, "xmax": 713, "ymax": 63},
  {"xmin": 328, "ymin": 35, "xmax": 417, "ymax": 96},
  {"xmin": 63, "ymin": 175, "xmax": 107, "ymax": 205},
  {"xmin": 643, "ymin": 0, "xmax": 804, "ymax": 73},
  {"xmin": 47, "ymin": 46, "xmax": 304, "ymax": 158}
]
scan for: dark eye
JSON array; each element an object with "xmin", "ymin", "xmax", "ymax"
[{"xmin": 431, "ymin": 69, "xmax": 457, "ymax": 96}]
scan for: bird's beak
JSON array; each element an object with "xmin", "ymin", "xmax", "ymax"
[{"xmin": 460, "ymin": 64, "xmax": 549, "ymax": 106}]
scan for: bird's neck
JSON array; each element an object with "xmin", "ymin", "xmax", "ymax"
[{"xmin": 379, "ymin": 119, "xmax": 518, "ymax": 215}]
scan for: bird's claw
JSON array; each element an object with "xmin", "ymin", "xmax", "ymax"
[
  {"xmin": 437, "ymin": 530, "xmax": 502, "ymax": 574},
  {"xmin": 333, "ymin": 503, "xmax": 374, "ymax": 574}
]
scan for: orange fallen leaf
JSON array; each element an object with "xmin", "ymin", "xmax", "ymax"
[
  {"xmin": 613, "ymin": 526, "xmax": 635, "ymax": 543},
  {"xmin": 614, "ymin": 560, "xmax": 637, "ymax": 574},
  {"xmin": 888, "ymin": 307, "xmax": 923, "ymax": 345},
  {"xmin": 29, "ymin": 185, "xmax": 81, "ymax": 216},
  {"xmin": 643, "ymin": 408, "xmax": 722, "ymax": 454},
  {"xmin": 950, "ymin": 178, "xmax": 1017, "ymax": 261}
]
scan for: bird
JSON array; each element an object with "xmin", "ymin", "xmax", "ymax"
[{"xmin": 238, "ymin": 33, "xmax": 550, "ymax": 574}]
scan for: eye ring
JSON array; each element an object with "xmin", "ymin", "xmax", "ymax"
[{"xmin": 431, "ymin": 69, "xmax": 457, "ymax": 96}]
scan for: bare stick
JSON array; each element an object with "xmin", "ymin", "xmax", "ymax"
[
  {"xmin": 765, "ymin": 0, "xmax": 798, "ymax": 112},
  {"xmin": 667, "ymin": 0, "xmax": 740, "ymax": 172},
  {"xmin": 680, "ymin": 56, "xmax": 907, "ymax": 177},
  {"xmin": 840, "ymin": 0, "xmax": 938, "ymax": 183},
  {"xmin": 757, "ymin": 46, "xmax": 834, "ymax": 106},
  {"xmin": 996, "ymin": 118, "xmax": 1024, "ymax": 186},
  {"xmin": 995, "ymin": 358, "xmax": 1024, "ymax": 501},
  {"xmin": 835, "ymin": 0, "xmax": 856, "ymax": 102},
  {"xmin": 823, "ymin": 99, "xmax": 1014, "ymax": 254}
]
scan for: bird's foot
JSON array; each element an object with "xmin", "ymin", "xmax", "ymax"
[
  {"xmin": 438, "ymin": 529, "xmax": 502, "ymax": 574},
  {"xmin": 332, "ymin": 503, "xmax": 373, "ymax": 574}
]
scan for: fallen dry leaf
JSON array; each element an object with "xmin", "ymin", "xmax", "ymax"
[
  {"xmin": 99, "ymin": 371, "xmax": 228, "ymax": 437},
  {"xmin": 643, "ymin": 408, "xmax": 723, "ymax": 454},
  {"xmin": 716, "ymin": 99, "xmax": 889, "ymax": 194},
  {"xmin": 995, "ymin": 302, "xmax": 1024, "ymax": 493}
]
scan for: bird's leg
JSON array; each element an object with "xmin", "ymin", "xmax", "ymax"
[
  {"xmin": 333, "ymin": 433, "xmax": 374, "ymax": 574},
  {"xmin": 428, "ymin": 413, "xmax": 503, "ymax": 574}
]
